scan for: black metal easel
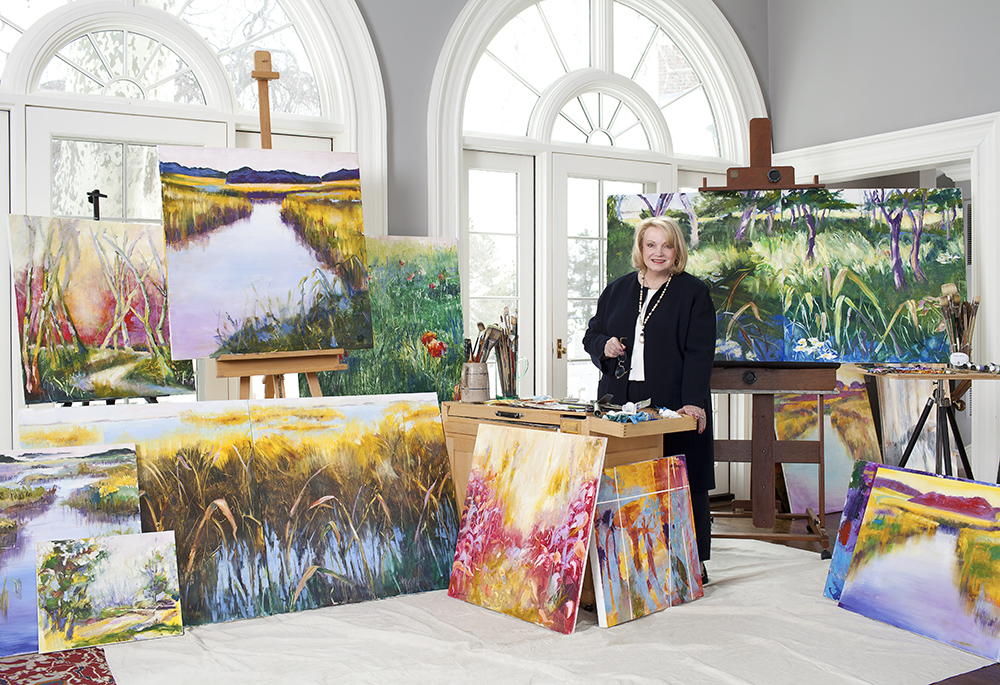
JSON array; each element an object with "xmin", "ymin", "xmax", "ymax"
[{"xmin": 898, "ymin": 379, "xmax": 974, "ymax": 479}]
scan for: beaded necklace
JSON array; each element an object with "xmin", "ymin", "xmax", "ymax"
[{"xmin": 638, "ymin": 272, "xmax": 672, "ymax": 343}]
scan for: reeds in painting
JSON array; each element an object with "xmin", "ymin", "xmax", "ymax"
[
  {"xmin": 607, "ymin": 189, "xmax": 966, "ymax": 363},
  {"xmin": 838, "ymin": 466, "xmax": 1000, "ymax": 660},
  {"xmin": 35, "ymin": 531, "xmax": 182, "ymax": 652},
  {"xmin": 8, "ymin": 215, "xmax": 195, "ymax": 403},
  {"xmin": 310, "ymin": 236, "xmax": 463, "ymax": 402},
  {"xmin": 20, "ymin": 395, "xmax": 458, "ymax": 627},
  {"xmin": 448, "ymin": 425, "xmax": 606, "ymax": 634}
]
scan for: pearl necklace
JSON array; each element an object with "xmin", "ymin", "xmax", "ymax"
[{"xmin": 639, "ymin": 273, "xmax": 671, "ymax": 343}]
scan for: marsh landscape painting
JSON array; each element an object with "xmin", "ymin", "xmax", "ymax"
[
  {"xmin": 8, "ymin": 215, "xmax": 195, "ymax": 403},
  {"xmin": 448, "ymin": 425, "xmax": 606, "ymax": 634},
  {"xmin": 590, "ymin": 455, "xmax": 702, "ymax": 628},
  {"xmin": 20, "ymin": 393, "xmax": 458, "ymax": 626},
  {"xmin": 608, "ymin": 189, "xmax": 965, "ymax": 363},
  {"xmin": 310, "ymin": 236, "xmax": 463, "ymax": 402},
  {"xmin": 776, "ymin": 365, "xmax": 881, "ymax": 514},
  {"xmin": 0, "ymin": 444, "xmax": 141, "ymax": 657},
  {"xmin": 838, "ymin": 466, "xmax": 1000, "ymax": 660},
  {"xmin": 158, "ymin": 146, "xmax": 373, "ymax": 359},
  {"xmin": 36, "ymin": 531, "xmax": 182, "ymax": 653}
]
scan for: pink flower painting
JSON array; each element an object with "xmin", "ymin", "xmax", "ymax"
[{"xmin": 448, "ymin": 425, "xmax": 607, "ymax": 634}]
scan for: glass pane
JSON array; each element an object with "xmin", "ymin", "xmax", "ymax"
[
  {"xmin": 539, "ymin": 0, "xmax": 589, "ymax": 72},
  {"xmin": 126, "ymin": 144, "xmax": 162, "ymax": 221},
  {"xmin": 567, "ymin": 299, "xmax": 597, "ymax": 359},
  {"xmin": 468, "ymin": 234, "xmax": 517, "ymax": 297},
  {"xmin": 567, "ymin": 239, "xmax": 600, "ymax": 298},
  {"xmin": 107, "ymin": 80, "xmax": 144, "ymax": 98},
  {"xmin": 218, "ymin": 27, "xmax": 321, "ymax": 116},
  {"xmin": 567, "ymin": 177, "xmax": 599, "ymax": 237},
  {"xmin": 566, "ymin": 360, "xmax": 599, "ymax": 402},
  {"xmin": 91, "ymin": 30, "xmax": 125, "ymax": 79},
  {"xmin": 179, "ymin": 0, "xmax": 292, "ymax": 52},
  {"xmin": 126, "ymin": 31, "xmax": 160, "ymax": 80},
  {"xmin": 605, "ymin": 180, "xmax": 644, "ymax": 196},
  {"xmin": 615, "ymin": 122, "xmax": 650, "ymax": 151},
  {"xmin": 608, "ymin": 100, "xmax": 639, "ymax": 138},
  {"xmin": 613, "ymin": 2, "xmax": 656, "ymax": 80},
  {"xmin": 148, "ymin": 69, "xmax": 207, "ymax": 105},
  {"xmin": 560, "ymin": 97, "xmax": 591, "ymax": 133},
  {"xmin": 58, "ymin": 35, "xmax": 112, "ymax": 82},
  {"xmin": 38, "ymin": 57, "xmax": 103, "ymax": 94},
  {"xmin": 469, "ymin": 169, "xmax": 517, "ymax": 234},
  {"xmin": 464, "ymin": 55, "xmax": 537, "ymax": 136},
  {"xmin": 552, "ymin": 116, "xmax": 587, "ymax": 145},
  {"xmin": 487, "ymin": 5, "xmax": 566, "ymax": 93},
  {"xmin": 51, "ymin": 139, "xmax": 124, "ymax": 219},
  {"xmin": 663, "ymin": 87, "xmax": 719, "ymax": 156},
  {"xmin": 637, "ymin": 35, "xmax": 700, "ymax": 108},
  {"xmin": 467, "ymin": 298, "xmax": 518, "ymax": 341}
]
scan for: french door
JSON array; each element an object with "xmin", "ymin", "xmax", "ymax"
[{"xmin": 548, "ymin": 152, "xmax": 674, "ymax": 400}]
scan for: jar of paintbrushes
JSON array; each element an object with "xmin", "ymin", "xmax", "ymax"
[{"xmin": 940, "ymin": 283, "xmax": 979, "ymax": 366}]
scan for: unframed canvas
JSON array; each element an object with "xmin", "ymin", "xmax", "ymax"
[
  {"xmin": 607, "ymin": 189, "xmax": 965, "ymax": 364},
  {"xmin": 19, "ymin": 393, "xmax": 458, "ymax": 627},
  {"xmin": 158, "ymin": 146, "xmax": 373, "ymax": 359},
  {"xmin": 448, "ymin": 424, "xmax": 607, "ymax": 634},
  {"xmin": 838, "ymin": 466, "xmax": 1000, "ymax": 660},
  {"xmin": 7, "ymin": 214, "xmax": 194, "ymax": 404},
  {"xmin": 0, "ymin": 444, "xmax": 141, "ymax": 657},
  {"xmin": 35, "ymin": 531, "xmax": 182, "ymax": 653},
  {"xmin": 590, "ymin": 455, "xmax": 703, "ymax": 628}
]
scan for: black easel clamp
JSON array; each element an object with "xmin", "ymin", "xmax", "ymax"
[{"xmin": 87, "ymin": 189, "xmax": 107, "ymax": 221}]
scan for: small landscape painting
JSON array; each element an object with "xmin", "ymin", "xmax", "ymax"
[
  {"xmin": 0, "ymin": 444, "xmax": 141, "ymax": 657},
  {"xmin": 36, "ymin": 531, "xmax": 182, "ymax": 652},
  {"xmin": 8, "ymin": 214, "xmax": 194, "ymax": 403},
  {"xmin": 449, "ymin": 424, "xmax": 606, "ymax": 634},
  {"xmin": 159, "ymin": 146, "xmax": 373, "ymax": 359},
  {"xmin": 838, "ymin": 466, "xmax": 1000, "ymax": 660}
]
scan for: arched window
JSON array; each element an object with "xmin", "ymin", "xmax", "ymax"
[
  {"xmin": 430, "ymin": 0, "xmax": 766, "ymax": 399},
  {"xmin": 0, "ymin": 0, "xmax": 385, "ymax": 440}
]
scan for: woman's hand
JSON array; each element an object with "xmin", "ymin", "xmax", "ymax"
[
  {"xmin": 678, "ymin": 404, "xmax": 707, "ymax": 434},
  {"xmin": 604, "ymin": 337, "xmax": 625, "ymax": 359}
]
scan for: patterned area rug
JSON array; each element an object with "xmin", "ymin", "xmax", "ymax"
[{"xmin": 0, "ymin": 647, "xmax": 115, "ymax": 685}]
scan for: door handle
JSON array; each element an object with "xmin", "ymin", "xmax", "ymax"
[{"xmin": 556, "ymin": 338, "xmax": 568, "ymax": 359}]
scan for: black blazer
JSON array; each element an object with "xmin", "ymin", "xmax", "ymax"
[{"xmin": 583, "ymin": 270, "xmax": 717, "ymax": 491}]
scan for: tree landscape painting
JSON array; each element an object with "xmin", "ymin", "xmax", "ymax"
[
  {"xmin": 310, "ymin": 236, "xmax": 463, "ymax": 403},
  {"xmin": 0, "ymin": 444, "xmax": 141, "ymax": 657},
  {"xmin": 838, "ymin": 466, "xmax": 1000, "ymax": 660},
  {"xmin": 607, "ymin": 189, "xmax": 965, "ymax": 363},
  {"xmin": 448, "ymin": 425, "xmax": 606, "ymax": 634},
  {"xmin": 8, "ymin": 215, "xmax": 195, "ymax": 403},
  {"xmin": 36, "ymin": 531, "xmax": 182, "ymax": 653},
  {"xmin": 19, "ymin": 393, "xmax": 458, "ymax": 627},
  {"xmin": 158, "ymin": 146, "xmax": 373, "ymax": 359},
  {"xmin": 590, "ymin": 455, "xmax": 702, "ymax": 628}
]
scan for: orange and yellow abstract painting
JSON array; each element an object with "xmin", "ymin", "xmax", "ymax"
[{"xmin": 448, "ymin": 425, "xmax": 606, "ymax": 634}]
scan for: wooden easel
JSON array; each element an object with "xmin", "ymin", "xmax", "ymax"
[
  {"xmin": 215, "ymin": 51, "xmax": 348, "ymax": 400},
  {"xmin": 702, "ymin": 118, "xmax": 834, "ymax": 556}
]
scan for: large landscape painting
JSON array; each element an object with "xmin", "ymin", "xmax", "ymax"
[
  {"xmin": 20, "ymin": 393, "xmax": 458, "ymax": 627},
  {"xmin": 158, "ymin": 146, "xmax": 373, "ymax": 359},
  {"xmin": 8, "ymin": 215, "xmax": 195, "ymax": 403},
  {"xmin": 608, "ymin": 189, "xmax": 965, "ymax": 363}
]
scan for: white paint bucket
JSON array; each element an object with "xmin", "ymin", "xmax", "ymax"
[{"xmin": 460, "ymin": 362, "xmax": 490, "ymax": 402}]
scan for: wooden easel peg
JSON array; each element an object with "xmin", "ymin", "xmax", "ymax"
[{"xmin": 252, "ymin": 50, "xmax": 280, "ymax": 150}]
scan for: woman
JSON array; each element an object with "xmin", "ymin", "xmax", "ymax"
[{"xmin": 583, "ymin": 216, "xmax": 716, "ymax": 581}]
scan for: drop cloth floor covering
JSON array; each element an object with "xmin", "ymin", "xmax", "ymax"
[{"xmin": 102, "ymin": 539, "xmax": 992, "ymax": 684}]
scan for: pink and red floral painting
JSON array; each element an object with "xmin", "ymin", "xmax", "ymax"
[
  {"xmin": 448, "ymin": 424, "xmax": 607, "ymax": 634},
  {"xmin": 590, "ymin": 455, "xmax": 703, "ymax": 628}
]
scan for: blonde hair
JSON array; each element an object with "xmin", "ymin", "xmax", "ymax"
[{"xmin": 631, "ymin": 216, "xmax": 688, "ymax": 275}]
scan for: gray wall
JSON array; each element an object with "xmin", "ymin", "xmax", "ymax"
[
  {"xmin": 353, "ymin": 0, "xmax": 1000, "ymax": 236},
  {"xmin": 352, "ymin": 0, "xmax": 468, "ymax": 236},
  {"xmin": 767, "ymin": 0, "xmax": 1000, "ymax": 152}
]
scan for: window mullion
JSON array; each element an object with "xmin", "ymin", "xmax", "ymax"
[{"xmin": 591, "ymin": 0, "xmax": 612, "ymax": 72}]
